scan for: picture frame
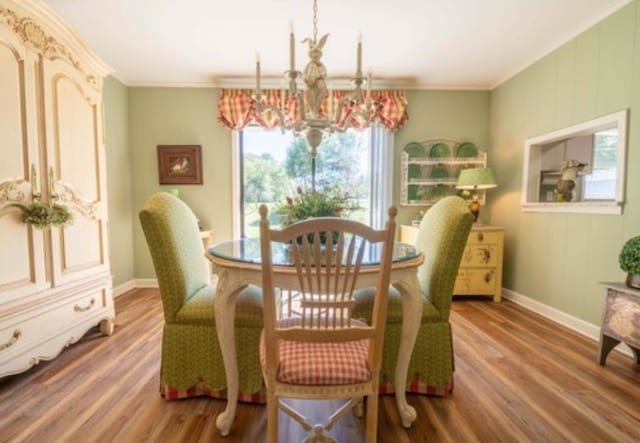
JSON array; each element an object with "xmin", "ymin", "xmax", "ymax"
[{"xmin": 157, "ymin": 145, "xmax": 203, "ymax": 185}]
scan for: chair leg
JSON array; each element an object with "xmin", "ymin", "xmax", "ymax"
[
  {"xmin": 354, "ymin": 397, "xmax": 364, "ymax": 418},
  {"xmin": 267, "ymin": 393, "xmax": 278, "ymax": 443},
  {"xmin": 365, "ymin": 394, "xmax": 379, "ymax": 443}
]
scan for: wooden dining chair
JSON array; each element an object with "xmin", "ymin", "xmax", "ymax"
[{"xmin": 258, "ymin": 205, "xmax": 397, "ymax": 443}]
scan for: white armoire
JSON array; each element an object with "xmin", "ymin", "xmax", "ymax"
[{"xmin": 0, "ymin": 0, "xmax": 114, "ymax": 377}]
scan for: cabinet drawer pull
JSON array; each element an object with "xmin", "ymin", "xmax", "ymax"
[
  {"xmin": 484, "ymin": 272, "xmax": 494, "ymax": 283},
  {"xmin": 0, "ymin": 329, "xmax": 22, "ymax": 351},
  {"xmin": 477, "ymin": 232, "xmax": 484, "ymax": 242},
  {"xmin": 74, "ymin": 298, "xmax": 95, "ymax": 312}
]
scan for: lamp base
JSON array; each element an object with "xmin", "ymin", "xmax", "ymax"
[{"xmin": 468, "ymin": 198, "xmax": 481, "ymax": 223}]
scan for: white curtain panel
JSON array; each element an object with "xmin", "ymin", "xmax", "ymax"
[{"xmin": 369, "ymin": 123, "xmax": 394, "ymax": 230}]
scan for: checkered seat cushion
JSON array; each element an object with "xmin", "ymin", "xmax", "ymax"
[{"xmin": 260, "ymin": 317, "xmax": 371, "ymax": 385}]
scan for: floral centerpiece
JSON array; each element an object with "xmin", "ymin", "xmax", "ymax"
[
  {"xmin": 275, "ymin": 187, "xmax": 352, "ymax": 244},
  {"xmin": 276, "ymin": 186, "xmax": 349, "ymax": 226}
]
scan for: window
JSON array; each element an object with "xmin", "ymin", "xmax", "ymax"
[
  {"xmin": 521, "ymin": 110, "xmax": 627, "ymax": 214},
  {"xmin": 236, "ymin": 128, "xmax": 381, "ymax": 238},
  {"xmin": 582, "ymin": 129, "xmax": 618, "ymax": 201}
]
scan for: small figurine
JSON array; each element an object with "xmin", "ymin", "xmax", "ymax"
[
  {"xmin": 302, "ymin": 34, "xmax": 329, "ymax": 116},
  {"xmin": 555, "ymin": 159, "xmax": 587, "ymax": 202}
]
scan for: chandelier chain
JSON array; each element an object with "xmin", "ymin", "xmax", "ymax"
[{"xmin": 313, "ymin": 0, "xmax": 318, "ymax": 42}]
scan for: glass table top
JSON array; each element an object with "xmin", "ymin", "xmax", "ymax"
[{"xmin": 209, "ymin": 238, "xmax": 420, "ymax": 267}]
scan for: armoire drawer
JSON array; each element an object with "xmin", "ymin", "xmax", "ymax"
[{"xmin": 0, "ymin": 289, "xmax": 107, "ymax": 365}]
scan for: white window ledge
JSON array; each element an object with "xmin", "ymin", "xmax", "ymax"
[{"xmin": 521, "ymin": 202, "xmax": 622, "ymax": 214}]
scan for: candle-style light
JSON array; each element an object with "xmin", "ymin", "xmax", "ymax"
[
  {"xmin": 289, "ymin": 22, "xmax": 295, "ymax": 73},
  {"xmin": 255, "ymin": 52, "xmax": 261, "ymax": 95},
  {"xmin": 367, "ymin": 68, "xmax": 372, "ymax": 103},
  {"xmin": 357, "ymin": 32, "xmax": 362, "ymax": 75}
]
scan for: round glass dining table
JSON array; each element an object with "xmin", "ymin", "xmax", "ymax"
[
  {"xmin": 209, "ymin": 237, "xmax": 421, "ymax": 267},
  {"xmin": 207, "ymin": 238, "xmax": 424, "ymax": 436}
]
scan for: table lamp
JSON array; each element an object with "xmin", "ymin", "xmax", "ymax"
[{"xmin": 456, "ymin": 167, "xmax": 497, "ymax": 223}]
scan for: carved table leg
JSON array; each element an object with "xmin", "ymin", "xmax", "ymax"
[
  {"xmin": 214, "ymin": 273, "xmax": 244, "ymax": 436},
  {"xmin": 392, "ymin": 273, "xmax": 422, "ymax": 428}
]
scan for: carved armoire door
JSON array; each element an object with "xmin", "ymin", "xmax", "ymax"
[
  {"xmin": 0, "ymin": 21, "xmax": 49, "ymax": 304},
  {"xmin": 41, "ymin": 56, "xmax": 110, "ymax": 287}
]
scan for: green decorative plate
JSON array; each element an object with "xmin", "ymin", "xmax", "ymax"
[
  {"xmin": 407, "ymin": 186, "xmax": 418, "ymax": 201},
  {"xmin": 429, "ymin": 143, "xmax": 450, "ymax": 158},
  {"xmin": 456, "ymin": 142, "xmax": 478, "ymax": 158},
  {"xmin": 430, "ymin": 166, "xmax": 449, "ymax": 179},
  {"xmin": 415, "ymin": 186, "xmax": 429, "ymax": 200},
  {"xmin": 404, "ymin": 142, "xmax": 426, "ymax": 158},
  {"xmin": 408, "ymin": 164, "xmax": 422, "ymax": 180},
  {"xmin": 429, "ymin": 185, "xmax": 450, "ymax": 202}
]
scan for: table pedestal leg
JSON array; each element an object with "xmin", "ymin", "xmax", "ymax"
[{"xmin": 392, "ymin": 275, "xmax": 422, "ymax": 428}]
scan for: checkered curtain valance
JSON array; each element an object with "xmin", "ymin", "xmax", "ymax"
[{"xmin": 217, "ymin": 89, "xmax": 409, "ymax": 131}]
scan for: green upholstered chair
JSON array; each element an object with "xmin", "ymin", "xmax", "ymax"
[
  {"xmin": 139, "ymin": 192, "xmax": 264, "ymax": 402},
  {"xmin": 353, "ymin": 196, "xmax": 473, "ymax": 396}
]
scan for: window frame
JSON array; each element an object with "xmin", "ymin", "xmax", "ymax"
[{"xmin": 520, "ymin": 110, "xmax": 627, "ymax": 215}]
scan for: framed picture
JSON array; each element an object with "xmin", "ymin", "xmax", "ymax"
[{"xmin": 157, "ymin": 145, "xmax": 203, "ymax": 185}]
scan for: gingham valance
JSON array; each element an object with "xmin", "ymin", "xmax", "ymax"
[{"xmin": 217, "ymin": 89, "xmax": 409, "ymax": 131}]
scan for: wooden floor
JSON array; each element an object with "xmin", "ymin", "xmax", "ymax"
[{"xmin": 1, "ymin": 288, "xmax": 639, "ymax": 442}]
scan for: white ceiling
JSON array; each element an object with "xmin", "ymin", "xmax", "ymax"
[{"xmin": 44, "ymin": 0, "xmax": 630, "ymax": 89}]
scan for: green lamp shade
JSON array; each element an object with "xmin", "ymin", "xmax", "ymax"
[{"xmin": 456, "ymin": 168, "xmax": 497, "ymax": 190}]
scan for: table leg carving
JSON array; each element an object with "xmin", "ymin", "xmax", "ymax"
[
  {"xmin": 392, "ymin": 273, "xmax": 422, "ymax": 428},
  {"xmin": 214, "ymin": 271, "xmax": 247, "ymax": 436}
]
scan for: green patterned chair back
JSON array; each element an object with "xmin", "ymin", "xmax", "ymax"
[
  {"xmin": 415, "ymin": 196, "xmax": 473, "ymax": 318},
  {"xmin": 139, "ymin": 192, "xmax": 210, "ymax": 322}
]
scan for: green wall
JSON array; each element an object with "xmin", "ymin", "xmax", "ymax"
[
  {"xmin": 103, "ymin": 76, "xmax": 134, "ymax": 287},
  {"xmin": 128, "ymin": 88, "xmax": 233, "ymax": 278},
  {"xmin": 125, "ymin": 88, "xmax": 490, "ymax": 278},
  {"xmin": 395, "ymin": 90, "xmax": 490, "ymax": 225},
  {"xmin": 489, "ymin": 1, "xmax": 640, "ymax": 324}
]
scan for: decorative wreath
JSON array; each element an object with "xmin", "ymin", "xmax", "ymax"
[{"xmin": 21, "ymin": 202, "xmax": 73, "ymax": 230}]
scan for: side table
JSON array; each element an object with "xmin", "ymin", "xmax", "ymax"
[{"xmin": 597, "ymin": 282, "xmax": 640, "ymax": 365}]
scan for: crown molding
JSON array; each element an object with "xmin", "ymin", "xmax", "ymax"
[{"xmin": 115, "ymin": 76, "xmax": 492, "ymax": 91}]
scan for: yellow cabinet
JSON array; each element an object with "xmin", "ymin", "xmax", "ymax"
[
  {"xmin": 399, "ymin": 224, "xmax": 504, "ymax": 301},
  {"xmin": 454, "ymin": 227, "xmax": 504, "ymax": 301}
]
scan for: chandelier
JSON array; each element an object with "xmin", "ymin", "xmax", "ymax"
[{"xmin": 254, "ymin": 0, "xmax": 374, "ymax": 189}]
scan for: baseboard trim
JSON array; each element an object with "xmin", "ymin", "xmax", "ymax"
[
  {"xmin": 502, "ymin": 288, "xmax": 632, "ymax": 358},
  {"xmin": 112, "ymin": 280, "xmax": 136, "ymax": 298},
  {"xmin": 134, "ymin": 278, "xmax": 159, "ymax": 288}
]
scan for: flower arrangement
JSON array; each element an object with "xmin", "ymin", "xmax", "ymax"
[
  {"xmin": 619, "ymin": 235, "xmax": 640, "ymax": 288},
  {"xmin": 275, "ymin": 186, "xmax": 349, "ymax": 227},
  {"xmin": 21, "ymin": 201, "xmax": 73, "ymax": 230}
]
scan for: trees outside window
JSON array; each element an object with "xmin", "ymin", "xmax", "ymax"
[{"xmin": 241, "ymin": 128, "xmax": 370, "ymax": 237}]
